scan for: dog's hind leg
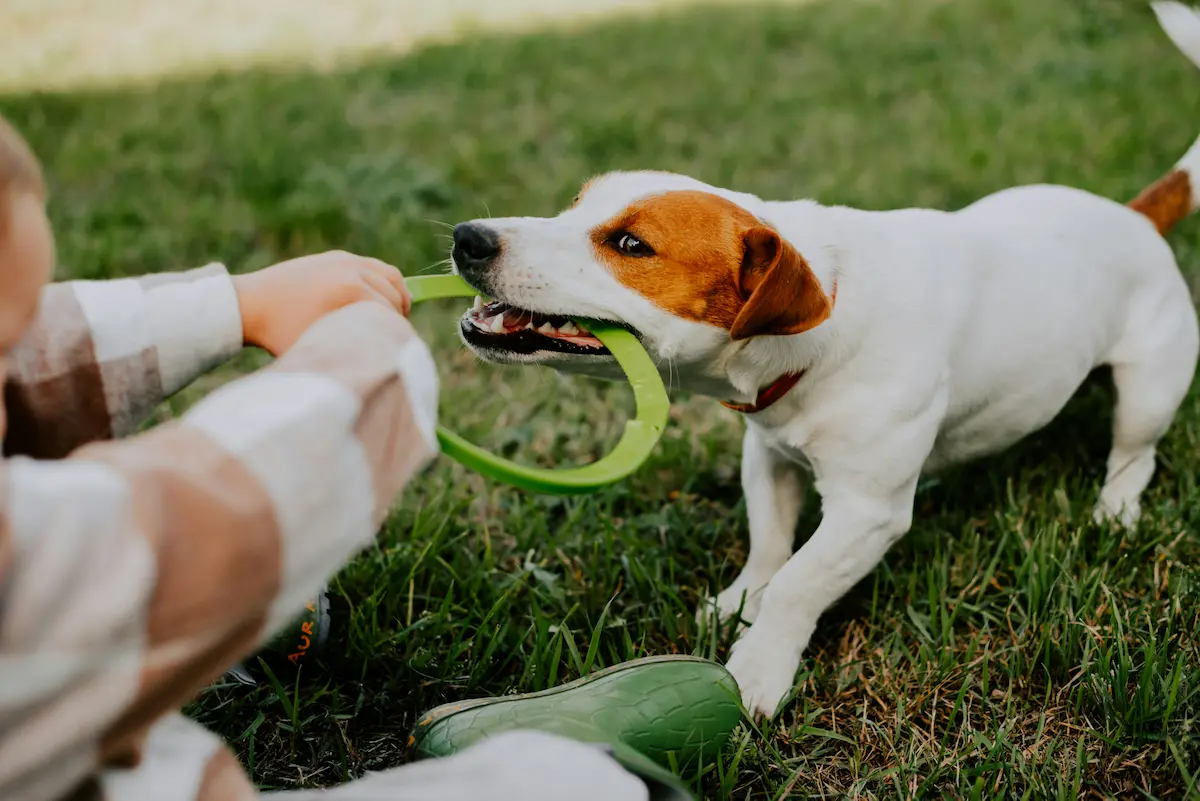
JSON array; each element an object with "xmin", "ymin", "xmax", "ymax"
[{"xmin": 1095, "ymin": 285, "xmax": 1198, "ymax": 527}]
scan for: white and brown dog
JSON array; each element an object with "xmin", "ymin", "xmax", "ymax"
[{"xmin": 449, "ymin": 2, "xmax": 1200, "ymax": 718}]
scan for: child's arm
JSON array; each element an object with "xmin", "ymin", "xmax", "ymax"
[
  {"xmin": 2, "ymin": 263, "xmax": 243, "ymax": 458},
  {"xmin": 0, "ymin": 298, "xmax": 438, "ymax": 800}
]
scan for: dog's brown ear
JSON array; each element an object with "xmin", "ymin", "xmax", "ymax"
[{"xmin": 729, "ymin": 227, "xmax": 831, "ymax": 341}]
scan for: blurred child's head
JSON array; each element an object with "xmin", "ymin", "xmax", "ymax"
[{"xmin": 0, "ymin": 115, "xmax": 53, "ymax": 438}]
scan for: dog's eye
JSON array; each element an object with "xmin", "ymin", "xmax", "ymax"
[{"xmin": 613, "ymin": 232, "xmax": 653, "ymax": 257}]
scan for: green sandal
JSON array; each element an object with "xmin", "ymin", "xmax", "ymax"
[{"xmin": 408, "ymin": 655, "xmax": 742, "ymax": 800}]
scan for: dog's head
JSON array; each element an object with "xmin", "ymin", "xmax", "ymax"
[{"xmin": 451, "ymin": 171, "xmax": 834, "ymax": 389}]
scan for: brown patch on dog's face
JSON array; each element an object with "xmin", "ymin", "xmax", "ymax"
[
  {"xmin": 1129, "ymin": 169, "xmax": 1193, "ymax": 236},
  {"xmin": 589, "ymin": 189, "xmax": 831, "ymax": 339}
]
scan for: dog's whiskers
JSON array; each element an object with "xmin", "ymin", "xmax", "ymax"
[{"xmin": 666, "ymin": 356, "xmax": 679, "ymax": 395}]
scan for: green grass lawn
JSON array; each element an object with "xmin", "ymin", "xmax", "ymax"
[{"xmin": 5, "ymin": 0, "xmax": 1200, "ymax": 797}]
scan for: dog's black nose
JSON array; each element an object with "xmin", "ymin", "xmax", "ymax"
[{"xmin": 452, "ymin": 222, "xmax": 501, "ymax": 274}]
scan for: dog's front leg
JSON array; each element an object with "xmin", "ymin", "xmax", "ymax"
[
  {"xmin": 725, "ymin": 482, "xmax": 917, "ymax": 718},
  {"xmin": 723, "ymin": 392, "xmax": 945, "ymax": 720},
  {"xmin": 707, "ymin": 424, "xmax": 805, "ymax": 624}
]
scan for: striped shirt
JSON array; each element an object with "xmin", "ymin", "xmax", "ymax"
[{"xmin": 0, "ymin": 264, "xmax": 442, "ymax": 800}]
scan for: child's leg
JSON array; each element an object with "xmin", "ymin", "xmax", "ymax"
[
  {"xmin": 91, "ymin": 718, "xmax": 648, "ymax": 801},
  {"xmin": 279, "ymin": 731, "xmax": 649, "ymax": 801}
]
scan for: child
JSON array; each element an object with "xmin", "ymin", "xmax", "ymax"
[{"xmin": 0, "ymin": 116, "xmax": 652, "ymax": 800}]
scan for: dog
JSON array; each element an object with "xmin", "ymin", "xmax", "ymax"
[{"xmin": 448, "ymin": 2, "xmax": 1200, "ymax": 718}]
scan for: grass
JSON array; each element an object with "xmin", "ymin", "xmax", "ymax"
[{"xmin": 4, "ymin": 0, "xmax": 1200, "ymax": 796}]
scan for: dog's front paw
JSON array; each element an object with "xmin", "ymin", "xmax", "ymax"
[
  {"xmin": 724, "ymin": 622, "xmax": 805, "ymax": 720},
  {"xmin": 1093, "ymin": 496, "xmax": 1141, "ymax": 529}
]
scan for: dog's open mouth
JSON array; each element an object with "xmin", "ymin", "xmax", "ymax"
[{"xmin": 460, "ymin": 297, "xmax": 611, "ymax": 355}]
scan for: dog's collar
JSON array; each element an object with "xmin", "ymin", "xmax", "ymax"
[
  {"xmin": 720, "ymin": 273, "xmax": 836, "ymax": 414},
  {"xmin": 721, "ymin": 371, "xmax": 806, "ymax": 414}
]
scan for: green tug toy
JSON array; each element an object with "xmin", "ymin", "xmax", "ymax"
[{"xmin": 406, "ymin": 272, "xmax": 671, "ymax": 494}]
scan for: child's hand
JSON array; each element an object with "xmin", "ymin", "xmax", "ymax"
[{"xmin": 233, "ymin": 251, "xmax": 413, "ymax": 356}]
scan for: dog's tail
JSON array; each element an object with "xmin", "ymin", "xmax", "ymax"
[{"xmin": 1130, "ymin": 2, "xmax": 1200, "ymax": 235}]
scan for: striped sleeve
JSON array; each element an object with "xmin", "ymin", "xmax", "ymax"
[
  {"xmin": 2, "ymin": 264, "xmax": 244, "ymax": 459},
  {"xmin": 0, "ymin": 301, "xmax": 439, "ymax": 801}
]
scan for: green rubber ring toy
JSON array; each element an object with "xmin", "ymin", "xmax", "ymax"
[{"xmin": 406, "ymin": 273, "xmax": 669, "ymax": 495}]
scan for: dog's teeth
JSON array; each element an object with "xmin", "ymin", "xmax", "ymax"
[
  {"xmin": 490, "ymin": 313, "xmax": 506, "ymax": 333},
  {"xmin": 538, "ymin": 322, "xmax": 554, "ymax": 334},
  {"xmin": 472, "ymin": 295, "xmax": 484, "ymax": 311},
  {"xmin": 524, "ymin": 321, "xmax": 534, "ymax": 330},
  {"xmin": 561, "ymin": 321, "xmax": 579, "ymax": 336}
]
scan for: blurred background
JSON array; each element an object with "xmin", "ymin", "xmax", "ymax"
[
  {"xmin": 3, "ymin": 0, "xmax": 1200, "ymax": 797},
  {"xmin": 1, "ymin": 0, "xmax": 792, "ymax": 92}
]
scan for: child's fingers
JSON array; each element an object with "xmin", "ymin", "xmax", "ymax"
[
  {"xmin": 360, "ymin": 258, "xmax": 412, "ymax": 315},
  {"xmin": 361, "ymin": 271, "xmax": 408, "ymax": 315}
]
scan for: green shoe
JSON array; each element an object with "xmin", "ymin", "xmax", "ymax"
[{"xmin": 408, "ymin": 655, "xmax": 742, "ymax": 800}]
